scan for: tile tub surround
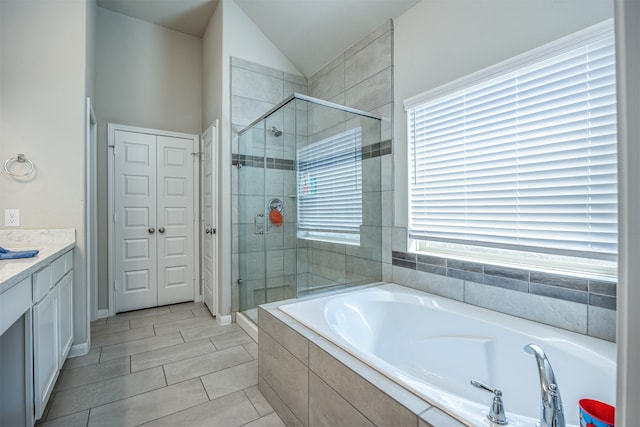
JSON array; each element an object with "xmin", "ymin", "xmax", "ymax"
[
  {"xmin": 0, "ymin": 228, "xmax": 75, "ymax": 295},
  {"xmin": 391, "ymin": 250, "xmax": 616, "ymax": 342},
  {"xmin": 36, "ymin": 302, "xmax": 283, "ymax": 427},
  {"xmin": 257, "ymin": 303, "xmax": 466, "ymax": 427}
]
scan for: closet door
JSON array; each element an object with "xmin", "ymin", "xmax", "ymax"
[
  {"xmin": 156, "ymin": 136, "xmax": 195, "ymax": 305},
  {"xmin": 113, "ymin": 129, "xmax": 196, "ymax": 313},
  {"xmin": 114, "ymin": 130, "xmax": 158, "ymax": 312}
]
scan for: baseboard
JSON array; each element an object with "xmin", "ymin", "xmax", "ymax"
[
  {"xmin": 216, "ymin": 313, "xmax": 232, "ymax": 326},
  {"xmin": 68, "ymin": 342, "xmax": 90, "ymax": 358},
  {"xmin": 97, "ymin": 309, "xmax": 109, "ymax": 319}
]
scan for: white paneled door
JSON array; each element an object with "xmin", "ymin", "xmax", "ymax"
[
  {"xmin": 201, "ymin": 122, "xmax": 217, "ymax": 316},
  {"xmin": 113, "ymin": 128, "xmax": 196, "ymax": 313}
]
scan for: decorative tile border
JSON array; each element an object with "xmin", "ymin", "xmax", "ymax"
[
  {"xmin": 232, "ymin": 139, "xmax": 392, "ymax": 171},
  {"xmin": 391, "ymin": 251, "xmax": 616, "ymax": 310},
  {"xmin": 232, "ymin": 154, "xmax": 295, "ymax": 170},
  {"xmin": 362, "ymin": 139, "xmax": 392, "ymax": 159}
]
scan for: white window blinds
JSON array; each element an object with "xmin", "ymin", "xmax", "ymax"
[
  {"xmin": 406, "ymin": 21, "xmax": 617, "ymax": 261},
  {"xmin": 297, "ymin": 127, "xmax": 362, "ymax": 243}
]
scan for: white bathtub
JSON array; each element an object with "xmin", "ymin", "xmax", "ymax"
[{"xmin": 279, "ymin": 283, "xmax": 616, "ymax": 426}]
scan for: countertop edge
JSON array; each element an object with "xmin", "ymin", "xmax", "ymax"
[{"xmin": 0, "ymin": 242, "xmax": 76, "ymax": 296}]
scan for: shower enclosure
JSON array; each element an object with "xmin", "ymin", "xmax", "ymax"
[{"xmin": 235, "ymin": 93, "xmax": 382, "ymax": 324}]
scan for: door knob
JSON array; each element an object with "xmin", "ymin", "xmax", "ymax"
[
  {"xmin": 205, "ymin": 228, "xmax": 210, "ymax": 234},
  {"xmin": 158, "ymin": 227, "xmax": 166, "ymax": 234},
  {"xmin": 148, "ymin": 227, "xmax": 155, "ymax": 234}
]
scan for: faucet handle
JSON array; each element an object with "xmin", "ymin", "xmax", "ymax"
[{"xmin": 471, "ymin": 380, "xmax": 508, "ymax": 425}]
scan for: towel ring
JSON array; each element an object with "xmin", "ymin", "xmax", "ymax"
[{"xmin": 3, "ymin": 154, "xmax": 35, "ymax": 177}]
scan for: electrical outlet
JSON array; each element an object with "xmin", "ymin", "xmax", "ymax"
[{"xmin": 5, "ymin": 209, "xmax": 20, "ymax": 227}]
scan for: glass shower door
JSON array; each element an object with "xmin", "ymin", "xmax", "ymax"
[{"xmin": 237, "ymin": 121, "xmax": 266, "ymax": 324}]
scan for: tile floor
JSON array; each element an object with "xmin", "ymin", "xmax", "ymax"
[{"xmin": 36, "ymin": 302, "xmax": 285, "ymax": 427}]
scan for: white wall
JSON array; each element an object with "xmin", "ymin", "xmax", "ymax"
[
  {"xmin": 202, "ymin": 2, "xmax": 223, "ymax": 134},
  {"xmin": 95, "ymin": 7, "xmax": 203, "ymax": 309},
  {"xmin": 393, "ymin": 0, "xmax": 614, "ymax": 228},
  {"xmin": 0, "ymin": 0, "xmax": 94, "ymax": 347},
  {"xmin": 202, "ymin": 0, "xmax": 303, "ymax": 318},
  {"xmin": 615, "ymin": 0, "xmax": 640, "ymax": 423}
]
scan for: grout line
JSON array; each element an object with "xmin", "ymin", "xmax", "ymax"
[
  {"xmin": 200, "ymin": 376, "xmax": 212, "ymax": 401},
  {"xmin": 161, "ymin": 365, "xmax": 169, "ymax": 387},
  {"xmin": 242, "ymin": 388, "xmax": 264, "ymax": 420}
]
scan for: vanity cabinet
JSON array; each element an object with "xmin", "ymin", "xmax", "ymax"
[
  {"xmin": 33, "ymin": 285, "xmax": 58, "ymax": 419},
  {"xmin": 58, "ymin": 273, "xmax": 73, "ymax": 369},
  {"xmin": 31, "ymin": 250, "xmax": 73, "ymax": 420}
]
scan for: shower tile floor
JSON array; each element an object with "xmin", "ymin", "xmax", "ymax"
[{"xmin": 36, "ymin": 302, "xmax": 284, "ymax": 427}]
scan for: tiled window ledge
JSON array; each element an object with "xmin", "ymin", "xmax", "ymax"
[{"xmin": 391, "ymin": 251, "xmax": 616, "ymax": 310}]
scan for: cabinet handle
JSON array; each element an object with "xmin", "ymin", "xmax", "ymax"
[
  {"xmin": 158, "ymin": 227, "xmax": 166, "ymax": 234},
  {"xmin": 148, "ymin": 228, "xmax": 155, "ymax": 234}
]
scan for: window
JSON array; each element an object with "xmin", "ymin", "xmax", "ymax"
[
  {"xmin": 297, "ymin": 127, "xmax": 362, "ymax": 245},
  {"xmin": 405, "ymin": 20, "xmax": 617, "ymax": 276}
]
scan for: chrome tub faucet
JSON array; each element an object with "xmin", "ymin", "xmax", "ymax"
[{"xmin": 524, "ymin": 343, "xmax": 566, "ymax": 427}]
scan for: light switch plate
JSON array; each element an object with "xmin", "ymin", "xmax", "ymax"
[{"xmin": 5, "ymin": 209, "xmax": 20, "ymax": 227}]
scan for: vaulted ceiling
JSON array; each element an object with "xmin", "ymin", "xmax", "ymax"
[{"xmin": 96, "ymin": 0, "xmax": 420, "ymax": 77}]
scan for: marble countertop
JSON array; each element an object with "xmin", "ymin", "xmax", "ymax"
[{"xmin": 0, "ymin": 229, "xmax": 76, "ymax": 296}]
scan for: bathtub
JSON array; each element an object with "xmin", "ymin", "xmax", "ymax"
[{"xmin": 278, "ymin": 283, "xmax": 616, "ymax": 426}]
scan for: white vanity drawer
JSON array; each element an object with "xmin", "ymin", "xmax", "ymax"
[
  {"xmin": 51, "ymin": 256, "xmax": 66, "ymax": 285},
  {"xmin": 32, "ymin": 266, "xmax": 52, "ymax": 303}
]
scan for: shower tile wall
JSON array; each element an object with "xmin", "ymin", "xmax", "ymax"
[
  {"xmin": 231, "ymin": 57, "xmax": 308, "ymax": 313},
  {"xmin": 230, "ymin": 20, "xmax": 616, "ymax": 343},
  {"xmin": 301, "ymin": 19, "xmax": 394, "ymax": 292}
]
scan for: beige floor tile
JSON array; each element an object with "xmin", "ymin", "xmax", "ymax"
[
  {"xmin": 211, "ymin": 329, "xmax": 254, "ymax": 350},
  {"xmin": 192, "ymin": 306, "xmax": 214, "ymax": 318},
  {"xmin": 55, "ymin": 356, "xmax": 130, "ymax": 391},
  {"xmin": 129, "ymin": 309, "xmax": 195, "ymax": 329},
  {"xmin": 168, "ymin": 301, "xmax": 205, "ymax": 312},
  {"xmin": 163, "ymin": 345, "xmax": 253, "ymax": 385},
  {"xmin": 51, "ymin": 303, "xmax": 283, "ymax": 427},
  {"xmin": 62, "ymin": 347, "xmax": 101, "ymax": 370},
  {"xmin": 91, "ymin": 320, "xmax": 130, "ymax": 337},
  {"xmin": 153, "ymin": 317, "xmax": 218, "ymax": 336},
  {"xmin": 131, "ymin": 339, "xmax": 216, "ymax": 372},
  {"xmin": 87, "ymin": 378, "xmax": 208, "ymax": 427},
  {"xmin": 39, "ymin": 410, "xmax": 89, "ymax": 427},
  {"xmin": 180, "ymin": 322, "xmax": 241, "ymax": 342},
  {"xmin": 242, "ymin": 412, "xmax": 287, "ymax": 427},
  {"xmin": 244, "ymin": 341, "xmax": 259, "ymax": 359},
  {"xmin": 100, "ymin": 332, "xmax": 184, "ymax": 362},
  {"xmin": 201, "ymin": 360, "xmax": 258, "ymax": 400},
  {"xmin": 91, "ymin": 325, "xmax": 155, "ymax": 348},
  {"xmin": 90, "ymin": 324, "xmax": 130, "ymax": 338},
  {"xmin": 47, "ymin": 367, "xmax": 166, "ymax": 420},
  {"xmin": 109, "ymin": 306, "xmax": 171, "ymax": 322},
  {"xmin": 244, "ymin": 385, "xmax": 275, "ymax": 416},
  {"xmin": 139, "ymin": 390, "xmax": 260, "ymax": 427}
]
